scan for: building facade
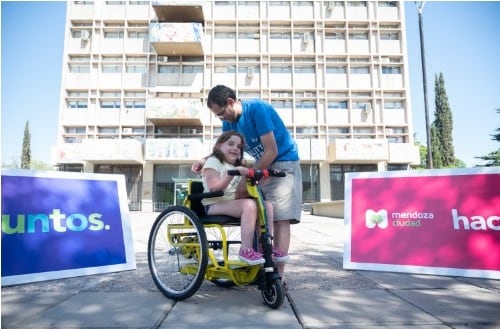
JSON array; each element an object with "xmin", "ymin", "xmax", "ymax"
[{"xmin": 55, "ymin": 0, "xmax": 420, "ymax": 211}]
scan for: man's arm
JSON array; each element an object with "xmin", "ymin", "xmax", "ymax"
[{"xmin": 254, "ymin": 131, "xmax": 278, "ymax": 170}]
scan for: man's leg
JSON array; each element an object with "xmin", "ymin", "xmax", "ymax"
[{"xmin": 273, "ymin": 220, "xmax": 291, "ymax": 279}]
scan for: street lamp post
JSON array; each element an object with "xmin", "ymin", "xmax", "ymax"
[
  {"xmin": 309, "ymin": 131, "xmax": 313, "ymax": 202},
  {"xmin": 415, "ymin": 1, "xmax": 433, "ymax": 169}
]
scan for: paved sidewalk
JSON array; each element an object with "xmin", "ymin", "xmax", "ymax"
[{"xmin": 2, "ymin": 212, "xmax": 499, "ymax": 328}]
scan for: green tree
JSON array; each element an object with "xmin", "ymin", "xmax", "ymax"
[
  {"xmin": 475, "ymin": 108, "xmax": 500, "ymax": 167},
  {"xmin": 21, "ymin": 121, "xmax": 31, "ymax": 169},
  {"xmin": 430, "ymin": 124, "xmax": 442, "ymax": 168},
  {"xmin": 418, "ymin": 143, "xmax": 427, "ymax": 169},
  {"xmin": 431, "ymin": 73, "xmax": 455, "ymax": 168}
]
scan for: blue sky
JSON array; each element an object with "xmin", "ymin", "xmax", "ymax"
[{"xmin": 1, "ymin": 1, "xmax": 499, "ymax": 167}]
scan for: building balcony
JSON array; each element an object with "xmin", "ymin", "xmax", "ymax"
[
  {"xmin": 150, "ymin": 22, "xmax": 204, "ymax": 56},
  {"xmin": 145, "ymin": 138, "xmax": 208, "ymax": 161},
  {"xmin": 146, "ymin": 98, "xmax": 205, "ymax": 126},
  {"xmin": 152, "ymin": 1, "xmax": 204, "ymax": 23},
  {"xmin": 328, "ymin": 139, "xmax": 389, "ymax": 163},
  {"xmin": 81, "ymin": 139, "xmax": 144, "ymax": 164}
]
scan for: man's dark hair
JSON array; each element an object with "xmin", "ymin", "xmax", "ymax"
[{"xmin": 207, "ymin": 85, "xmax": 237, "ymax": 109}]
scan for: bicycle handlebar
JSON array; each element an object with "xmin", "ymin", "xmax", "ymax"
[{"xmin": 227, "ymin": 169, "xmax": 286, "ymax": 179}]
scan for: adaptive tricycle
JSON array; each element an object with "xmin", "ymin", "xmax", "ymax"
[{"xmin": 148, "ymin": 169, "xmax": 286, "ymax": 309}]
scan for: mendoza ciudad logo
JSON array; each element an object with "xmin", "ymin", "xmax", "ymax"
[{"xmin": 365, "ymin": 209, "xmax": 434, "ymax": 229}]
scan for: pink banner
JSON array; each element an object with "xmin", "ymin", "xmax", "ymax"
[{"xmin": 344, "ymin": 168, "xmax": 500, "ymax": 279}]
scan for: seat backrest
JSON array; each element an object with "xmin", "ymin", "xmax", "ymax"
[{"xmin": 189, "ymin": 180, "xmax": 206, "ymax": 217}]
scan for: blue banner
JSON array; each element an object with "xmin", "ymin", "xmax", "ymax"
[{"xmin": 1, "ymin": 170, "xmax": 136, "ymax": 285}]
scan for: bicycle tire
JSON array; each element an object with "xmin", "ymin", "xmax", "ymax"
[
  {"xmin": 261, "ymin": 278, "xmax": 285, "ymax": 309},
  {"xmin": 148, "ymin": 206, "xmax": 208, "ymax": 301}
]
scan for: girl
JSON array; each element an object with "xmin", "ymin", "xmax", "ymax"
[{"xmin": 201, "ymin": 131, "xmax": 286, "ymax": 265}]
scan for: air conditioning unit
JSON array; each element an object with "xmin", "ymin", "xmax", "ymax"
[
  {"xmin": 326, "ymin": 1, "xmax": 335, "ymax": 11},
  {"xmin": 123, "ymin": 128, "xmax": 133, "ymax": 134},
  {"xmin": 381, "ymin": 57, "xmax": 390, "ymax": 64},
  {"xmin": 247, "ymin": 67, "xmax": 254, "ymax": 78},
  {"xmin": 362, "ymin": 103, "xmax": 372, "ymax": 114},
  {"xmin": 158, "ymin": 56, "xmax": 168, "ymax": 63},
  {"xmin": 302, "ymin": 33, "xmax": 311, "ymax": 44},
  {"xmin": 253, "ymin": 33, "xmax": 260, "ymax": 39},
  {"xmin": 81, "ymin": 30, "xmax": 90, "ymax": 41}
]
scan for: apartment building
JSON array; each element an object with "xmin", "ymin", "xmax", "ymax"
[{"xmin": 55, "ymin": 0, "xmax": 420, "ymax": 211}]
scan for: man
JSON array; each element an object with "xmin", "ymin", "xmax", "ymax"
[{"xmin": 192, "ymin": 85, "xmax": 302, "ymax": 281}]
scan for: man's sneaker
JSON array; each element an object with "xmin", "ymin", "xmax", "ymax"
[
  {"xmin": 272, "ymin": 248, "xmax": 289, "ymax": 262},
  {"xmin": 239, "ymin": 248, "xmax": 265, "ymax": 265}
]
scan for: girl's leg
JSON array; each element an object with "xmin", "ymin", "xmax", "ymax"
[{"xmin": 207, "ymin": 199, "xmax": 258, "ymax": 250}]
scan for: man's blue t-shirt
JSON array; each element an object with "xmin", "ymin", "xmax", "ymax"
[{"xmin": 222, "ymin": 99, "xmax": 299, "ymax": 162}]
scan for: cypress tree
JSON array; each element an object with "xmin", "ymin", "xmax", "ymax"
[
  {"xmin": 433, "ymin": 73, "xmax": 455, "ymax": 167},
  {"xmin": 430, "ymin": 124, "xmax": 442, "ymax": 168},
  {"xmin": 21, "ymin": 120, "xmax": 31, "ymax": 169}
]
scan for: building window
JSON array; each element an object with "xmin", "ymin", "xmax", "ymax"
[
  {"xmin": 352, "ymin": 101, "xmax": 371, "ymax": 110},
  {"xmin": 382, "ymin": 66, "xmax": 401, "ymax": 74},
  {"xmin": 67, "ymin": 100, "xmax": 88, "ymax": 109},
  {"xmin": 126, "ymin": 64, "xmax": 147, "ymax": 73},
  {"xmin": 101, "ymin": 91, "xmax": 121, "ymax": 97},
  {"xmin": 296, "ymin": 101, "xmax": 316, "ymax": 109},
  {"xmin": 271, "ymin": 100, "xmax": 293, "ymax": 109},
  {"xmin": 100, "ymin": 101, "xmax": 121, "ymax": 109},
  {"xmin": 330, "ymin": 164, "xmax": 377, "ymax": 200},
  {"xmin": 270, "ymin": 32, "xmax": 291, "ymax": 40},
  {"xmin": 328, "ymin": 130, "xmax": 350, "ymax": 141},
  {"xmin": 350, "ymin": 66, "xmax": 370, "ymax": 74},
  {"xmin": 69, "ymin": 64, "xmax": 90, "ymax": 73},
  {"xmin": 347, "ymin": 1, "xmax": 367, "ymax": 7},
  {"xmin": 270, "ymin": 1, "xmax": 289, "ymax": 7},
  {"xmin": 384, "ymin": 101, "xmax": 403, "ymax": 109},
  {"xmin": 67, "ymin": 90, "xmax": 88, "ymax": 98},
  {"xmin": 214, "ymin": 32, "xmax": 236, "ymax": 39},
  {"xmin": 97, "ymin": 127, "xmax": 119, "ymax": 138},
  {"xmin": 102, "ymin": 64, "xmax": 122, "ymax": 73},
  {"xmin": 66, "ymin": 127, "xmax": 86, "ymax": 134},
  {"xmin": 379, "ymin": 1, "xmax": 397, "ymax": 7},
  {"xmin": 125, "ymin": 100, "xmax": 145, "ymax": 109},
  {"xmin": 270, "ymin": 66, "xmax": 292, "ymax": 73},
  {"xmin": 159, "ymin": 65, "xmax": 180, "ymax": 74},
  {"xmin": 380, "ymin": 32, "xmax": 399, "ymax": 40},
  {"xmin": 326, "ymin": 66, "xmax": 347, "ymax": 74},
  {"xmin": 128, "ymin": 31, "xmax": 148, "ymax": 39},
  {"xmin": 182, "ymin": 65, "xmax": 203, "ymax": 73},
  {"xmin": 325, "ymin": 32, "xmax": 345, "ymax": 40},
  {"xmin": 294, "ymin": 66, "xmax": 315, "ymax": 73},
  {"xmin": 348, "ymin": 32, "xmax": 368, "ymax": 40},
  {"xmin": 104, "ymin": 31, "xmax": 124, "ymax": 39},
  {"xmin": 328, "ymin": 101, "xmax": 348, "ymax": 109}
]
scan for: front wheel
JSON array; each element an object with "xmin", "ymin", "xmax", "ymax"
[
  {"xmin": 261, "ymin": 279, "xmax": 285, "ymax": 309},
  {"xmin": 148, "ymin": 206, "xmax": 208, "ymax": 301}
]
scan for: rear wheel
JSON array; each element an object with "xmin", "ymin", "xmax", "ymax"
[{"xmin": 148, "ymin": 206, "xmax": 208, "ymax": 301}]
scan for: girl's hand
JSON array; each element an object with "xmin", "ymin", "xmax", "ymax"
[{"xmin": 191, "ymin": 159, "xmax": 205, "ymax": 173}]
